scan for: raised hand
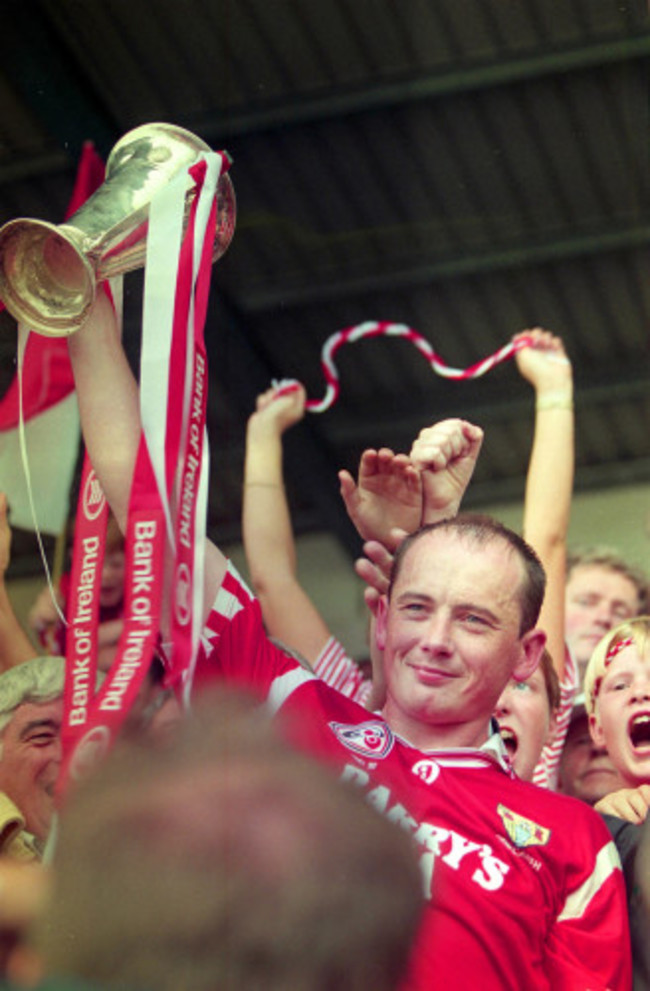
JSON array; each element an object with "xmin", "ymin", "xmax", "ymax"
[
  {"xmin": 339, "ymin": 448, "xmax": 422, "ymax": 544},
  {"xmin": 410, "ymin": 418, "xmax": 484, "ymax": 522},
  {"xmin": 513, "ymin": 328, "xmax": 572, "ymax": 396},
  {"xmin": 354, "ymin": 538, "xmax": 398, "ymax": 614},
  {"xmin": 249, "ymin": 382, "xmax": 307, "ymax": 438},
  {"xmin": 595, "ymin": 784, "xmax": 650, "ymax": 825}
]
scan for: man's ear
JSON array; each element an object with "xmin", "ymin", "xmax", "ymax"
[
  {"xmin": 589, "ymin": 712, "xmax": 606, "ymax": 748},
  {"xmin": 512, "ymin": 628, "xmax": 546, "ymax": 683},
  {"xmin": 374, "ymin": 595, "xmax": 389, "ymax": 652}
]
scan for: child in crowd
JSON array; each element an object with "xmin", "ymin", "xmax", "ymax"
[
  {"xmin": 494, "ymin": 649, "xmax": 560, "ymax": 782},
  {"xmin": 584, "ymin": 616, "xmax": 650, "ymax": 988},
  {"xmin": 585, "ymin": 616, "xmax": 650, "ymax": 820}
]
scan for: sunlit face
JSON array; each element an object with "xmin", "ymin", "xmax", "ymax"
[
  {"xmin": 375, "ymin": 530, "xmax": 545, "ymax": 751},
  {"xmin": 494, "ymin": 667, "xmax": 556, "ymax": 781},
  {"xmin": 0, "ymin": 698, "xmax": 63, "ymax": 842},
  {"xmin": 590, "ymin": 640, "xmax": 650, "ymax": 787},
  {"xmin": 559, "ymin": 713, "xmax": 625, "ymax": 805},
  {"xmin": 565, "ymin": 566, "xmax": 639, "ymax": 676},
  {"xmin": 99, "ymin": 548, "xmax": 126, "ymax": 609}
]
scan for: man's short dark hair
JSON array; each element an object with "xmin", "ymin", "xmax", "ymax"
[{"xmin": 389, "ymin": 514, "xmax": 546, "ymax": 635}]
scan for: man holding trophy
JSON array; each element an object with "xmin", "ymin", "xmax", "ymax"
[{"xmin": 0, "ymin": 126, "xmax": 631, "ymax": 990}]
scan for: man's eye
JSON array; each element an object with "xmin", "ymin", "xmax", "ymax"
[
  {"xmin": 464, "ymin": 614, "xmax": 487, "ymax": 626},
  {"xmin": 403, "ymin": 602, "xmax": 426, "ymax": 615},
  {"xmin": 29, "ymin": 734, "xmax": 56, "ymax": 746}
]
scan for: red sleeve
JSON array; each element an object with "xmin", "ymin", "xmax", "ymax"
[
  {"xmin": 545, "ymin": 833, "xmax": 631, "ymax": 990},
  {"xmin": 193, "ymin": 562, "xmax": 306, "ymax": 698}
]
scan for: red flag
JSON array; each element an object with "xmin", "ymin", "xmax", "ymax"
[{"xmin": 0, "ymin": 142, "xmax": 105, "ymax": 533}]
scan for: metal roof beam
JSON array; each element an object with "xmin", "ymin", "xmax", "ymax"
[
  {"xmin": 195, "ymin": 34, "xmax": 650, "ymax": 140},
  {"xmin": 238, "ymin": 222, "xmax": 650, "ymax": 312},
  {"xmin": 323, "ymin": 363, "xmax": 650, "ymax": 448}
]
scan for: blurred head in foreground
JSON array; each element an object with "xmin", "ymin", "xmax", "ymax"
[{"xmin": 35, "ymin": 688, "xmax": 423, "ymax": 991}]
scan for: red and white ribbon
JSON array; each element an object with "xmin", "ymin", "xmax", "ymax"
[
  {"xmin": 274, "ymin": 322, "xmax": 533, "ymax": 412},
  {"xmin": 58, "ymin": 151, "xmax": 227, "ymax": 791}
]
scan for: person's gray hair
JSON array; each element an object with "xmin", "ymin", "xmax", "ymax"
[{"xmin": 0, "ymin": 656, "xmax": 66, "ymax": 739}]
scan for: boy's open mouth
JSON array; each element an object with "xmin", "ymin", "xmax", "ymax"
[
  {"xmin": 499, "ymin": 726, "xmax": 518, "ymax": 757},
  {"xmin": 628, "ymin": 713, "xmax": 650, "ymax": 751}
]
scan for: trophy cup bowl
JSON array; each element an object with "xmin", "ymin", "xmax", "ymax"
[{"xmin": 0, "ymin": 123, "xmax": 236, "ymax": 337}]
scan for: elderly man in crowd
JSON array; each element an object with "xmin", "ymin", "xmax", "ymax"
[
  {"xmin": 65, "ymin": 287, "xmax": 632, "ymax": 990},
  {"xmin": 0, "ymin": 656, "xmax": 65, "ymax": 862}
]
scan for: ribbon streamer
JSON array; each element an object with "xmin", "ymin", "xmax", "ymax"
[{"xmin": 275, "ymin": 322, "xmax": 534, "ymax": 413}]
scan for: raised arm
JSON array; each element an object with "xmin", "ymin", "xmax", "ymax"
[
  {"xmin": 66, "ymin": 287, "xmax": 228, "ymax": 624},
  {"xmin": 0, "ymin": 494, "xmax": 38, "ymax": 669},
  {"xmin": 242, "ymin": 385, "xmax": 331, "ymax": 662},
  {"xmin": 515, "ymin": 329, "xmax": 574, "ymax": 679},
  {"xmin": 66, "ymin": 289, "xmax": 141, "ymax": 533}
]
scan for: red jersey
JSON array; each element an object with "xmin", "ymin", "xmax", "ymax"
[{"xmin": 196, "ymin": 564, "xmax": 631, "ymax": 991}]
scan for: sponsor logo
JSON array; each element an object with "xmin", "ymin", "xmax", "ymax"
[
  {"xmin": 82, "ymin": 470, "xmax": 106, "ymax": 521},
  {"xmin": 411, "ymin": 759, "xmax": 440, "ymax": 785},
  {"xmin": 329, "ymin": 720, "xmax": 394, "ymax": 759},
  {"xmin": 497, "ymin": 804, "xmax": 551, "ymax": 849},
  {"xmin": 69, "ymin": 725, "xmax": 112, "ymax": 781},
  {"xmin": 342, "ymin": 764, "xmax": 511, "ymax": 895}
]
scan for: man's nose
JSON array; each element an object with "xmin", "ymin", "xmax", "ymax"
[
  {"xmin": 594, "ymin": 600, "xmax": 618, "ymax": 630},
  {"xmin": 589, "ymin": 744, "xmax": 609, "ymax": 759},
  {"xmin": 421, "ymin": 614, "xmax": 453, "ymax": 654}
]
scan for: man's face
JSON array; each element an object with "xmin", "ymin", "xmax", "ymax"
[
  {"xmin": 564, "ymin": 565, "xmax": 639, "ymax": 676},
  {"xmin": 376, "ymin": 530, "xmax": 545, "ymax": 750},
  {"xmin": 559, "ymin": 713, "xmax": 624, "ymax": 805},
  {"xmin": 590, "ymin": 641, "xmax": 650, "ymax": 787},
  {"xmin": 0, "ymin": 698, "xmax": 63, "ymax": 842},
  {"xmin": 494, "ymin": 666, "xmax": 555, "ymax": 782}
]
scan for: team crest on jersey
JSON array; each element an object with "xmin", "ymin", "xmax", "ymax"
[
  {"xmin": 329, "ymin": 720, "xmax": 394, "ymax": 759},
  {"xmin": 497, "ymin": 803, "xmax": 551, "ymax": 849}
]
